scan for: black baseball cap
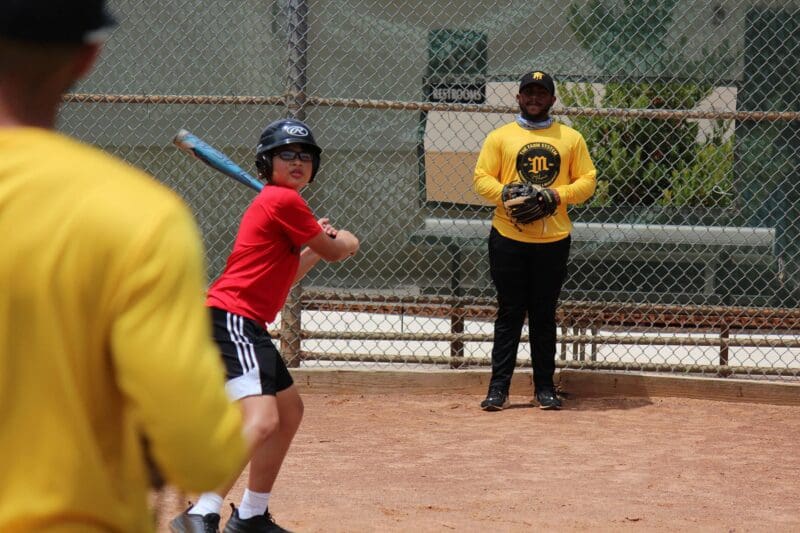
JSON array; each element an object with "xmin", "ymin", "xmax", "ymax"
[
  {"xmin": 0, "ymin": 0, "xmax": 117, "ymax": 44},
  {"xmin": 519, "ymin": 71, "xmax": 555, "ymax": 95}
]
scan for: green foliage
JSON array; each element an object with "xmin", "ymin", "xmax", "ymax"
[
  {"xmin": 564, "ymin": 0, "xmax": 737, "ymax": 208},
  {"xmin": 559, "ymin": 83, "xmax": 734, "ymax": 207},
  {"xmin": 660, "ymin": 135, "xmax": 734, "ymax": 207}
]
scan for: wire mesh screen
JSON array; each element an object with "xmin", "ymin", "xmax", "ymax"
[{"xmin": 61, "ymin": 0, "xmax": 800, "ymax": 379}]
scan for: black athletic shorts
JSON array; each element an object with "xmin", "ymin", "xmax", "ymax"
[{"xmin": 209, "ymin": 307, "xmax": 294, "ymax": 400}]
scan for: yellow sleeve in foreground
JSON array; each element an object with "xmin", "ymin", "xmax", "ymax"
[{"xmin": 110, "ymin": 204, "xmax": 246, "ymax": 491}]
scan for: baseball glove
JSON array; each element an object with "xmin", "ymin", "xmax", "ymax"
[{"xmin": 502, "ymin": 183, "xmax": 558, "ymax": 225}]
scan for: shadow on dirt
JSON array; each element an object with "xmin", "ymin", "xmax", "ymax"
[{"xmin": 502, "ymin": 395, "xmax": 654, "ymax": 411}]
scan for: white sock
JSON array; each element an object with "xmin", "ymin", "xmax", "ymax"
[
  {"xmin": 238, "ymin": 489, "xmax": 270, "ymax": 519},
  {"xmin": 188, "ymin": 493, "xmax": 223, "ymax": 516}
]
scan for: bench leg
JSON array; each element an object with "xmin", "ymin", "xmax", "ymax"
[
  {"xmin": 579, "ymin": 327, "xmax": 588, "ymax": 361},
  {"xmin": 718, "ymin": 326, "xmax": 731, "ymax": 377},
  {"xmin": 573, "ymin": 326, "xmax": 581, "ymax": 361},
  {"xmin": 450, "ymin": 307, "xmax": 465, "ymax": 366},
  {"xmin": 704, "ymin": 257, "xmax": 718, "ymax": 296},
  {"xmin": 448, "ymin": 244, "xmax": 464, "ymax": 366}
]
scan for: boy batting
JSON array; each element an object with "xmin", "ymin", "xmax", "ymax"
[{"xmin": 170, "ymin": 118, "xmax": 359, "ymax": 533}]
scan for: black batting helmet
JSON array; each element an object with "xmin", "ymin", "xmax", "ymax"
[{"xmin": 255, "ymin": 118, "xmax": 322, "ymax": 182}]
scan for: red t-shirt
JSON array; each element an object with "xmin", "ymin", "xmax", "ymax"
[{"xmin": 206, "ymin": 185, "xmax": 322, "ymax": 324}]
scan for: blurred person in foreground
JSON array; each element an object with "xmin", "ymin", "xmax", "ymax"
[
  {"xmin": 473, "ymin": 70, "xmax": 596, "ymax": 411},
  {"xmin": 0, "ymin": 1, "xmax": 248, "ymax": 531}
]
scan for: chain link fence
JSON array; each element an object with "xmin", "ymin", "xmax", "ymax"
[{"xmin": 62, "ymin": 0, "xmax": 800, "ymax": 379}]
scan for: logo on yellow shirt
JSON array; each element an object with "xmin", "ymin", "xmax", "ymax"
[{"xmin": 516, "ymin": 142, "xmax": 560, "ymax": 186}]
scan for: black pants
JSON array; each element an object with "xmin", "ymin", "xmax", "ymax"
[{"xmin": 488, "ymin": 227, "xmax": 571, "ymax": 394}]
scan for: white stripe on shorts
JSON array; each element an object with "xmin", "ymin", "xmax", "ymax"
[{"xmin": 226, "ymin": 312, "xmax": 258, "ymax": 373}]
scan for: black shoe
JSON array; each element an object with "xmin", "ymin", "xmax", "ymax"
[
  {"xmin": 223, "ymin": 504, "xmax": 292, "ymax": 533},
  {"xmin": 535, "ymin": 388, "xmax": 562, "ymax": 410},
  {"xmin": 169, "ymin": 504, "xmax": 221, "ymax": 533},
  {"xmin": 480, "ymin": 386, "xmax": 510, "ymax": 411}
]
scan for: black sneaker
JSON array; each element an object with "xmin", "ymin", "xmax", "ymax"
[
  {"xmin": 223, "ymin": 504, "xmax": 292, "ymax": 533},
  {"xmin": 480, "ymin": 386, "xmax": 510, "ymax": 411},
  {"xmin": 535, "ymin": 388, "xmax": 562, "ymax": 410},
  {"xmin": 169, "ymin": 504, "xmax": 221, "ymax": 533}
]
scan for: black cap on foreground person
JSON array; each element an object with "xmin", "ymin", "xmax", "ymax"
[
  {"xmin": 0, "ymin": 1, "xmax": 117, "ymax": 129},
  {"xmin": 0, "ymin": 0, "xmax": 116, "ymax": 44}
]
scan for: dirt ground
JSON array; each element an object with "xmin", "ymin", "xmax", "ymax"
[{"xmin": 154, "ymin": 392, "xmax": 800, "ymax": 532}]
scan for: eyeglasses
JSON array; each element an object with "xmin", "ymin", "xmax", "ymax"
[{"xmin": 275, "ymin": 150, "xmax": 313, "ymax": 162}]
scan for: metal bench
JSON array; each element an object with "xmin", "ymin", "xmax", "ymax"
[
  {"xmin": 408, "ymin": 217, "xmax": 778, "ymax": 361},
  {"xmin": 410, "ymin": 217, "xmax": 777, "ymax": 298}
]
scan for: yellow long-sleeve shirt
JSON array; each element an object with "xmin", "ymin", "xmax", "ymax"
[
  {"xmin": 473, "ymin": 121, "xmax": 597, "ymax": 242},
  {"xmin": 0, "ymin": 128, "xmax": 246, "ymax": 532}
]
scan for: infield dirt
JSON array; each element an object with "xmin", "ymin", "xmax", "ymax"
[{"xmin": 154, "ymin": 391, "xmax": 800, "ymax": 532}]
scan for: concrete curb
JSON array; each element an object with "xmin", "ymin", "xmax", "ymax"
[{"xmin": 292, "ymin": 368, "xmax": 800, "ymax": 406}]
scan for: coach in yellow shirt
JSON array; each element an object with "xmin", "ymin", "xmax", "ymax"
[
  {"xmin": 0, "ymin": 2, "xmax": 247, "ymax": 532},
  {"xmin": 474, "ymin": 70, "xmax": 597, "ymax": 411}
]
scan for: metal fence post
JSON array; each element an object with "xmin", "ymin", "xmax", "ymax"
[{"xmin": 281, "ymin": 0, "xmax": 309, "ymax": 367}]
